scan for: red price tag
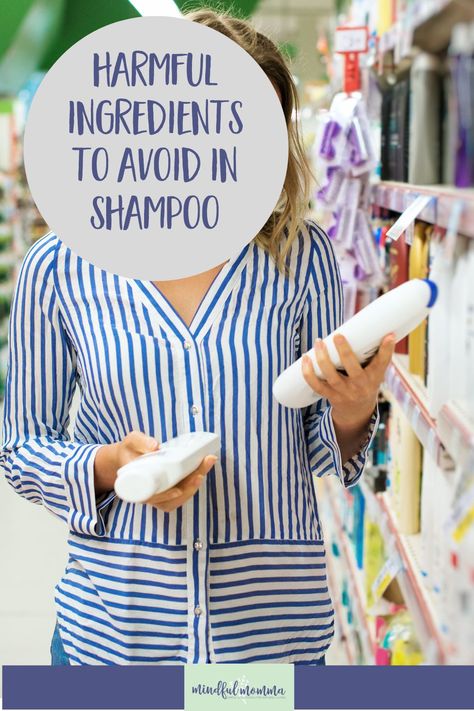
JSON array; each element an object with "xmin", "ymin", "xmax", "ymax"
[
  {"xmin": 335, "ymin": 26, "xmax": 368, "ymax": 94},
  {"xmin": 335, "ymin": 26, "xmax": 369, "ymax": 54}
]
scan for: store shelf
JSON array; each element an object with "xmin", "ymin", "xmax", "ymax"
[
  {"xmin": 372, "ymin": 181, "xmax": 474, "ymax": 239},
  {"xmin": 412, "ymin": 0, "xmax": 474, "ymax": 54},
  {"xmin": 324, "ymin": 487, "xmax": 376, "ymax": 664},
  {"xmin": 384, "ymin": 354, "xmax": 474, "ymax": 472},
  {"xmin": 437, "ymin": 401, "xmax": 474, "ymax": 473},
  {"xmin": 358, "ymin": 480, "xmax": 448, "ymax": 665},
  {"xmin": 383, "ymin": 355, "xmax": 453, "ymax": 469},
  {"xmin": 377, "ymin": 493, "xmax": 448, "ymax": 664}
]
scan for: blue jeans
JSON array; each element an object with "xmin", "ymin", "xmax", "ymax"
[{"xmin": 50, "ymin": 623, "xmax": 70, "ymax": 665}]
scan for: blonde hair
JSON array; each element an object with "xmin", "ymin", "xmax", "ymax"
[{"xmin": 186, "ymin": 8, "xmax": 312, "ymax": 273}]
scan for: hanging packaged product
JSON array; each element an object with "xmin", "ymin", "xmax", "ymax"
[
  {"xmin": 353, "ymin": 209, "xmax": 385, "ymax": 285},
  {"xmin": 322, "ymin": 92, "xmax": 378, "ymax": 176},
  {"xmin": 316, "ymin": 90, "xmax": 383, "ymax": 316}
]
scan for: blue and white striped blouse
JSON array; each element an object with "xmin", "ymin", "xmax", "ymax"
[{"xmin": 1, "ymin": 221, "xmax": 378, "ymax": 665}]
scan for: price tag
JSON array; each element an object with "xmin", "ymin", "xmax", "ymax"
[
  {"xmin": 445, "ymin": 485, "xmax": 474, "ymax": 544},
  {"xmin": 371, "ymin": 551, "xmax": 404, "ymax": 603},
  {"xmin": 403, "ymin": 192, "xmax": 418, "ymax": 245},
  {"xmin": 335, "ymin": 26, "xmax": 369, "ymax": 54},
  {"xmin": 453, "ymin": 505, "xmax": 474, "ymax": 543},
  {"xmin": 386, "ymin": 194, "xmax": 434, "ymax": 241}
]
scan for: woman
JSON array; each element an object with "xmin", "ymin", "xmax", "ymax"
[{"xmin": 1, "ymin": 10, "xmax": 394, "ymax": 665}]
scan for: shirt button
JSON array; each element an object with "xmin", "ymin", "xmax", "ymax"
[
  {"xmin": 183, "ymin": 340, "xmax": 192, "ymax": 350},
  {"xmin": 194, "ymin": 539, "xmax": 203, "ymax": 551},
  {"xmin": 190, "ymin": 405, "xmax": 199, "ymax": 416},
  {"xmin": 194, "ymin": 606, "xmax": 202, "ymax": 616}
]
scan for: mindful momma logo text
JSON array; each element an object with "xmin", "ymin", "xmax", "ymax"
[
  {"xmin": 191, "ymin": 675, "xmax": 286, "ymax": 702},
  {"xmin": 185, "ymin": 663, "xmax": 293, "ymax": 711}
]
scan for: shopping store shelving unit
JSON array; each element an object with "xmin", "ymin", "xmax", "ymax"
[
  {"xmin": 319, "ymin": 0, "xmax": 474, "ymax": 663},
  {"xmin": 383, "ymin": 355, "xmax": 448, "ymax": 468},
  {"xmin": 378, "ymin": 0, "xmax": 474, "ymax": 57},
  {"xmin": 0, "ymin": 98, "xmax": 47, "ymax": 403},
  {"xmin": 329, "ymin": 345, "xmax": 473, "ymax": 664},
  {"xmin": 385, "ymin": 354, "xmax": 474, "ymax": 474},
  {"xmin": 324, "ymin": 472, "xmax": 449, "ymax": 665},
  {"xmin": 366, "ymin": 154, "xmax": 474, "ymax": 663},
  {"xmin": 372, "ymin": 178, "xmax": 474, "ymax": 474},
  {"xmin": 372, "ymin": 182, "xmax": 474, "ymax": 240},
  {"xmin": 360, "ymin": 480, "xmax": 449, "ymax": 665},
  {"xmin": 324, "ymin": 485, "xmax": 376, "ymax": 664},
  {"xmin": 371, "ymin": 191, "xmax": 474, "ymax": 663}
]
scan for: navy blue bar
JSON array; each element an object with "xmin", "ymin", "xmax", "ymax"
[
  {"xmin": 2, "ymin": 666, "xmax": 184, "ymax": 710},
  {"xmin": 295, "ymin": 666, "xmax": 474, "ymax": 709},
  {"xmin": 3, "ymin": 665, "xmax": 474, "ymax": 709}
]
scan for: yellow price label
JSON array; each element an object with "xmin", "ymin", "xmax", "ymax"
[
  {"xmin": 374, "ymin": 573, "xmax": 392, "ymax": 600},
  {"xmin": 452, "ymin": 505, "xmax": 474, "ymax": 544}
]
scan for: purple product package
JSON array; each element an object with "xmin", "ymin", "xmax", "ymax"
[
  {"xmin": 319, "ymin": 119, "xmax": 342, "ymax": 161},
  {"xmin": 327, "ymin": 211, "xmax": 341, "ymax": 240},
  {"xmin": 353, "ymin": 210, "xmax": 385, "ymax": 286},
  {"xmin": 317, "ymin": 166, "xmax": 344, "ymax": 206},
  {"xmin": 344, "ymin": 103, "xmax": 378, "ymax": 177}
]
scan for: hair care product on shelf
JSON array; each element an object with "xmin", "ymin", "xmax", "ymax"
[
  {"xmin": 408, "ymin": 222, "xmax": 429, "ymax": 377},
  {"xmin": 388, "ymin": 400, "xmax": 422, "ymax": 535},
  {"xmin": 408, "ymin": 53, "xmax": 442, "ymax": 185}
]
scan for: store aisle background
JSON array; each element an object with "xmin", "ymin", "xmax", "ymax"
[
  {"xmin": 0, "ymin": 470, "xmax": 67, "ymax": 665},
  {"xmin": 2, "ymin": 0, "xmax": 474, "ymax": 671},
  {"xmin": 0, "ymin": 393, "xmax": 79, "ymax": 667}
]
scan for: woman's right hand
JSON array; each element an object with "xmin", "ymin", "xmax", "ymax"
[
  {"xmin": 144, "ymin": 454, "xmax": 217, "ymax": 511},
  {"xmin": 94, "ymin": 431, "xmax": 216, "ymax": 511}
]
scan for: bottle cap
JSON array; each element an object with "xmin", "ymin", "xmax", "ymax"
[
  {"xmin": 412, "ymin": 52, "xmax": 442, "ymax": 72},
  {"xmin": 423, "ymin": 278, "xmax": 438, "ymax": 307}
]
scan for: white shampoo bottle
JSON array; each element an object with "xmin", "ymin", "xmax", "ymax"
[{"xmin": 273, "ymin": 278, "xmax": 438, "ymax": 408}]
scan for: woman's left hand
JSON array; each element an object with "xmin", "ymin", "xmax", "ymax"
[{"xmin": 302, "ymin": 333, "xmax": 396, "ymax": 431}]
